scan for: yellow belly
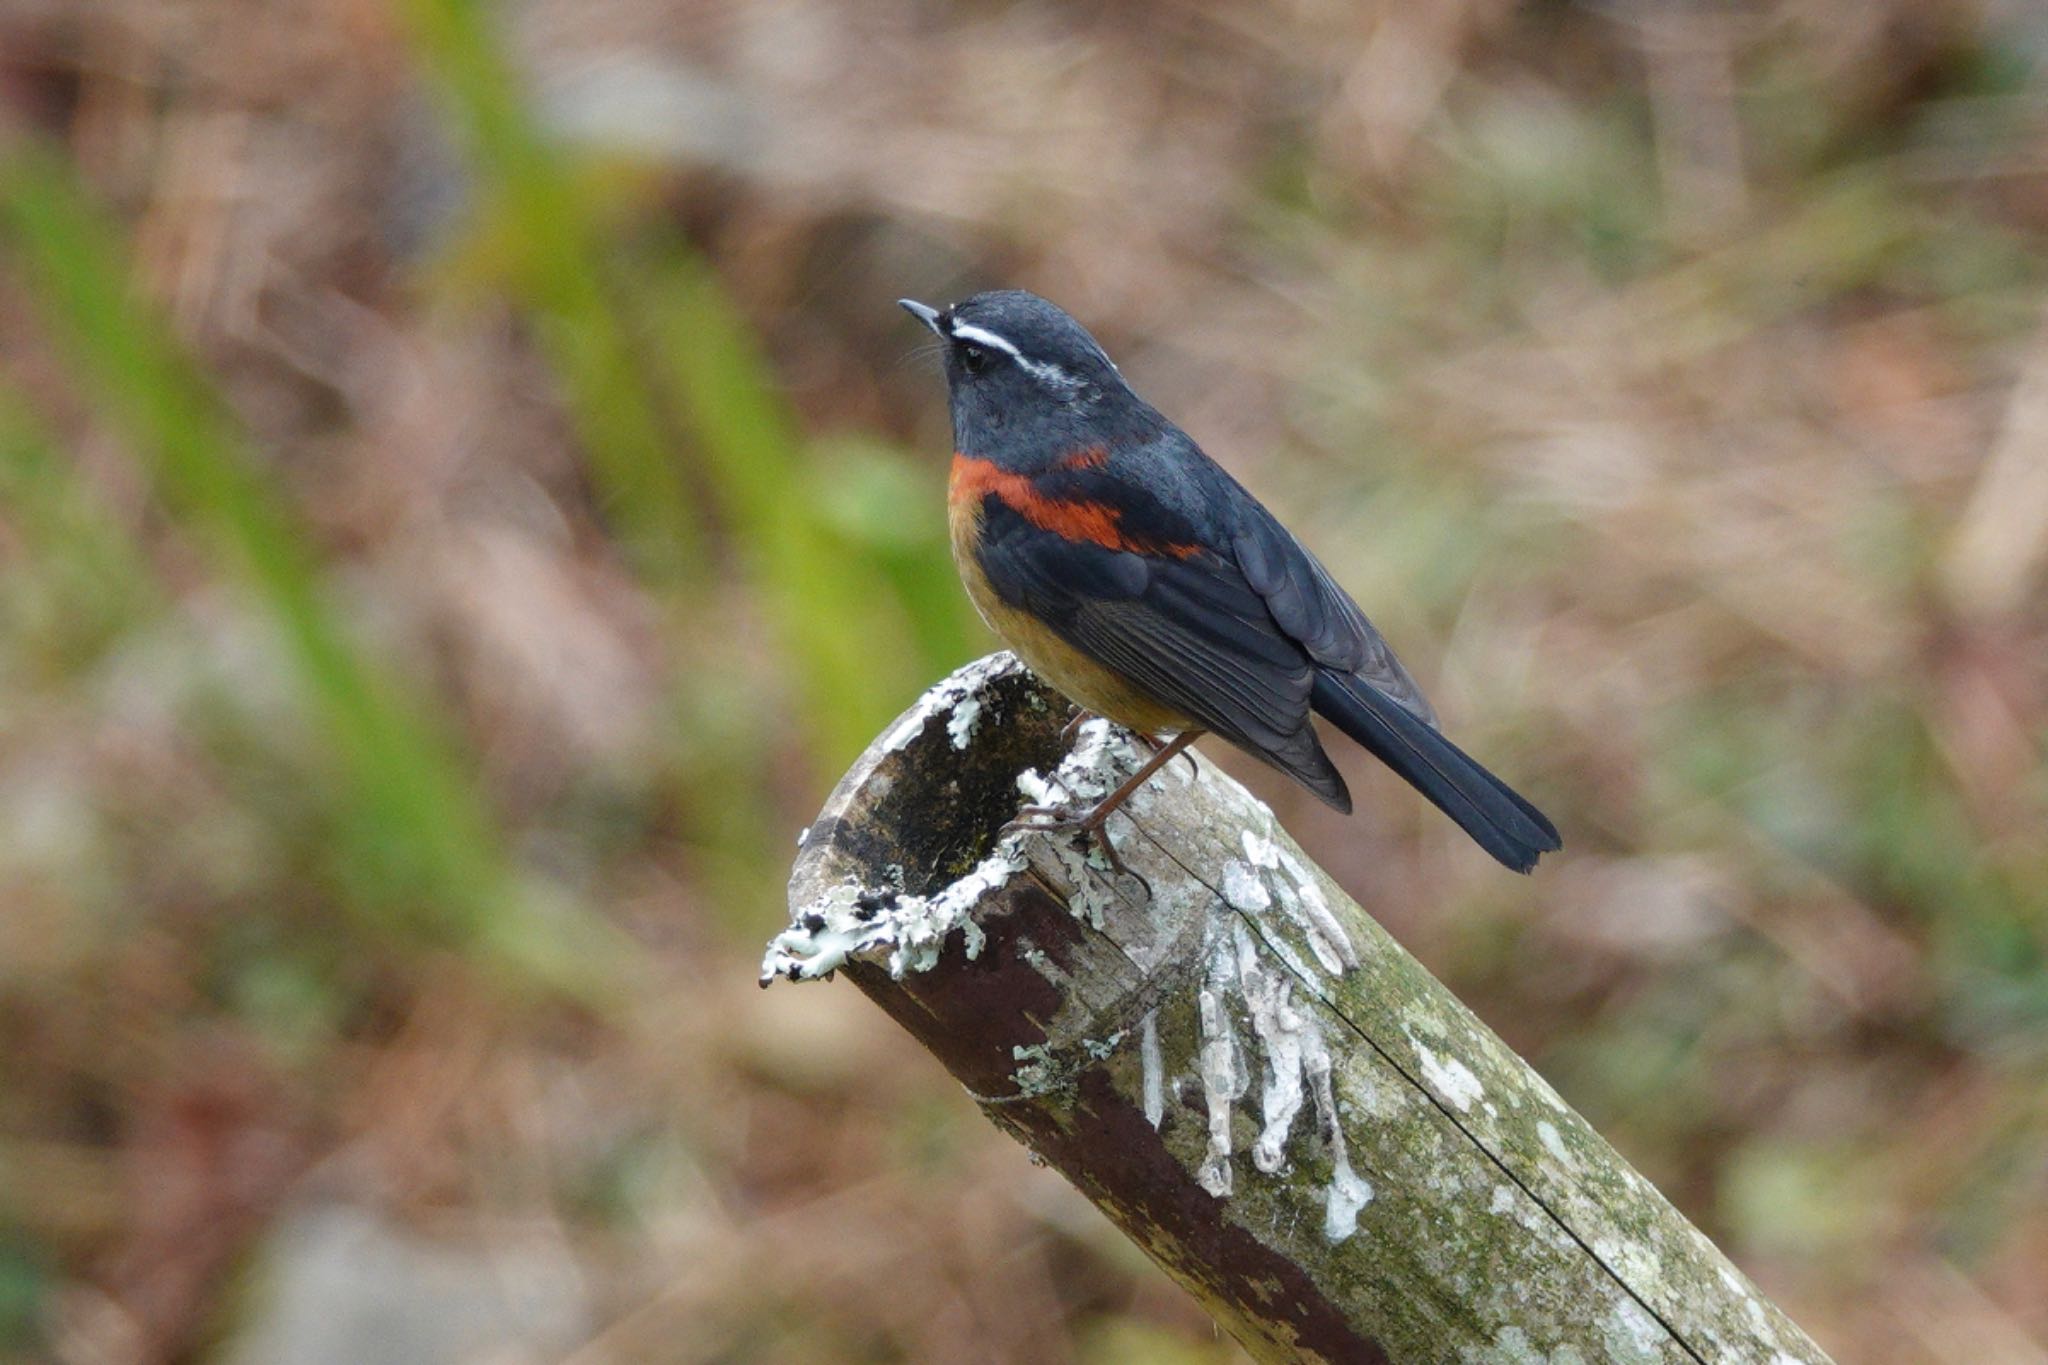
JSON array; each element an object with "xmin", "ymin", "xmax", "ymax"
[{"xmin": 951, "ymin": 497, "xmax": 1191, "ymax": 735}]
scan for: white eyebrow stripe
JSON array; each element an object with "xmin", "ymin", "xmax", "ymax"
[
  {"xmin": 946, "ymin": 322, "xmax": 1022, "ymax": 357},
  {"xmin": 947, "ymin": 321, "xmax": 1087, "ymax": 394}
]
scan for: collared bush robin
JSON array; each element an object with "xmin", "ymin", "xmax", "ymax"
[{"xmin": 900, "ymin": 290, "xmax": 1560, "ymax": 873}]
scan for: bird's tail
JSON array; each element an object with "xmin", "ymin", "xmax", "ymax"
[{"xmin": 1310, "ymin": 671, "xmax": 1561, "ymax": 873}]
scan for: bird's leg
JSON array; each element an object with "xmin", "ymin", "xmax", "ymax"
[
  {"xmin": 1002, "ymin": 731, "xmax": 1204, "ymax": 890},
  {"xmin": 1076, "ymin": 729, "xmax": 1201, "ymax": 828},
  {"xmin": 1008, "ymin": 729, "xmax": 1203, "ymax": 831},
  {"xmin": 1131, "ymin": 728, "xmax": 1201, "ymax": 782},
  {"xmin": 1060, "ymin": 706, "xmax": 1096, "ymax": 745}
]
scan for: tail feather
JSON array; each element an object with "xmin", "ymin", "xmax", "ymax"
[{"xmin": 1311, "ymin": 671, "xmax": 1561, "ymax": 873}]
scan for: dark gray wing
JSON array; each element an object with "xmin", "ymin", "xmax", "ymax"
[
  {"xmin": 1229, "ymin": 499, "xmax": 1437, "ymax": 726},
  {"xmin": 976, "ymin": 499, "xmax": 1350, "ymax": 810}
]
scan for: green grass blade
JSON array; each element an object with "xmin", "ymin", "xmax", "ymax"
[
  {"xmin": 646, "ymin": 254, "xmax": 929, "ymax": 765},
  {"xmin": 0, "ymin": 389, "xmax": 163, "ymax": 678},
  {"xmin": 395, "ymin": 0, "xmax": 705, "ymax": 584},
  {"xmin": 0, "ymin": 145, "xmax": 621, "ymax": 994}
]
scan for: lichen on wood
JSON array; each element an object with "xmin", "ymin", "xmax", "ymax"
[{"xmin": 765, "ymin": 653, "xmax": 1836, "ymax": 1365}]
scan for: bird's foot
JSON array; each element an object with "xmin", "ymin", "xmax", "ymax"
[
  {"xmin": 1001, "ymin": 801, "xmax": 1079, "ymax": 835},
  {"xmin": 1000, "ymin": 802, "xmax": 1151, "ymax": 898}
]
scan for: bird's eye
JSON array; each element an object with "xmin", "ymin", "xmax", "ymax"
[{"xmin": 959, "ymin": 344, "xmax": 988, "ymax": 374}]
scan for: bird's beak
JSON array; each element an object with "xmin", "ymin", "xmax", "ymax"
[{"xmin": 897, "ymin": 298, "xmax": 944, "ymax": 337}]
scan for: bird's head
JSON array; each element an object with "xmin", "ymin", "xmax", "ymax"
[{"xmin": 898, "ymin": 290, "xmax": 1148, "ymax": 464}]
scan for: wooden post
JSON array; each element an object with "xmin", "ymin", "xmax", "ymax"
[{"xmin": 763, "ymin": 654, "xmax": 1835, "ymax": 1365}]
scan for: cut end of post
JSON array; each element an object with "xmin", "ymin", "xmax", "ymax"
[{"xmin": 762, "ymin": 652, "xmax": 1062, "ymax": 986}]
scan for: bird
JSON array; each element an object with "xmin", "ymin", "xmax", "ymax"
[{"xmin": 898, "ymin": 290, "xmax": 1560, "ymax": 874}]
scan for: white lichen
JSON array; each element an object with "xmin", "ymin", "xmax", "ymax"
[
  {"xmin": 1200, "ymin": 916, "xmax": 1374, "ymax": 1240},
  {"xmin": 760, "ymin": 846, "xmax": 1023, "ymax": 983},
  {"xmin": 1318, "ymin": 1121, "xmax": 1373, "ymax": 1239},
  {"xmin": 1009, "ymin": 718, "xmax": 1155, "ymax": 928},
  {"xmin": 1273, "ymin": 847, "xmax": 1359, "ymax": 971},
  {"xmin": 1004, "ymin": 1032, "xmax": 1130, "ymax": 1097},
  {"xmin": 1323, "ymin": 1153, "xmax": 1374, "ymax": 1242},
  {"xmin": 770, "ymin": 657, "xmax": 1044, "ymax": 982},
  {"xmin": 1234, "ymin": 921, "xmax": 1309, "ymax": 1174},
  {"xmin": 1593, "ymin": 1236, "xmax": 1667, "ymax": 1301},
  {"xmin": 1015, "ymin": 716, "xmax": 1127, "ymax": 807},
  {"xmin": 1013, "ymin": 766, "xmax": 1060, "ymax": 808},
  {"xmin": 1010, "ymin": 1042, "xmax": 1062, "ymax": 1098},
  {"xmin": 1306, "ymin": 1038, "xmax": 1374, "ymax": 1240},
  {"xmin": 1537, "ymin": 1120, "xmax": 1575, "ymax": 1167},
  {"xmin": 1196, "ymin": 938, "xmax": 1246, "ymax": 1197},
  {"xmin": 1222, "ymin": 825, "xmax": 1356, "ymax": 974},
  {"xmin": 1485, "ymin": 1181, "xmax": 1556, "ymax": 1239},
  {"xmin": 880, "ymin": 653, "xmax": 1024, "ymax": 754},
  {"xmin": 1414, "ymin": 1040, "xmax": 1488, "ymax": 1113},
  {"xmin": 1219, "ymin": 859, "xmax": 1272, "ymax": 912},
  {"xmin": 1401, "ymin": 999, "xmax": 1449, "ymax": 1040},
  {"xmin": 1140, "ymin": 1010, "xmax": 1165, "ymax": 1130},
  {"xmin": 1598, "ymin": 1298, "xmax": 1666, "ymax": 1365},
  {"xmin": 1241, "ymin": 829, "xmax": 1281, "ymax": 869},
  {"xmin": 996, "ymin": 732, "xmax": 1380, "ymax": 1235},
  {"xmin": 946, "ymin": 695, "xmax": 983, "ymax": 750},
  {"xmin": 1083, "ymin": 1031, "xmax": 1125, "ymax": 1060},
  {"xmin": 1029, "ymin": 822, "xmax": 1114, "ymax": 930}
]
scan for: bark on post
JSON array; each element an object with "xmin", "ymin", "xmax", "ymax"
[{"xmin": 762, "ymin": 653, "xmax": 1835, "ymax": 1365}]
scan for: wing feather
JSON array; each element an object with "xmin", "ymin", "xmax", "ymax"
[
  {"xmin": 975, "ymin": 500, "xmax": 1347, "ymax": 805},
  {"xmin": 1230, "ymin": 503, "xmax": 1436, "ymax": 726}
]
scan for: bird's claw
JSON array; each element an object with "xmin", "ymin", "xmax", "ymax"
[
  {"xmin": 1000, "ymin": 803, "xmax": 1079, "ymax": 837},
  {"xmin": 999, "ymin": 804, "xmax": 1152, "ymax": 899}
]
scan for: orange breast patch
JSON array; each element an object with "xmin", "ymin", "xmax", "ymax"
[{"xmin": 949, "ymin": 454, "xmax": 1196, "ymax": 558}]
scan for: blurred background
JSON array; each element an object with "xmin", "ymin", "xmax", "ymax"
[{"xmin": 1, "ymin": 0, "xmax": 2045, "ymax": 1361}]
